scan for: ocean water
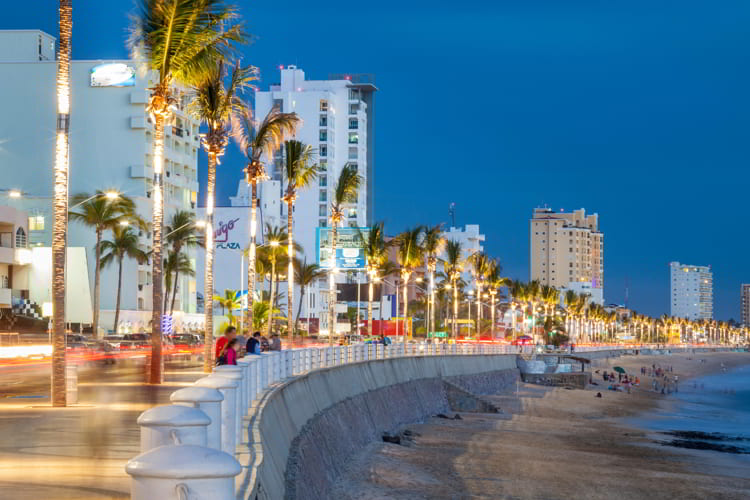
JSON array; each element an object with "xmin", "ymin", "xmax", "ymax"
[{"xmin": 638, "ymin": 363, "xmax": 750, "ymax": 455}]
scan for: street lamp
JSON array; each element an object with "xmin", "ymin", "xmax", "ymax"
[
  {"xmin": 164, "ymin": 219, "xmax": 205, "ymax": 239},
  {"xmin": 9, "ymin": 190, "xmax": 21, "ymax": 198}
]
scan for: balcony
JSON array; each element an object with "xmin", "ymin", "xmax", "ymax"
[
  {"xmin": 174, "ymin": 127, "xmax": 184, "ymax": 137},
  {"xmin": 130, "ymin": 164, "xmax": 154, "ymax": 179}
]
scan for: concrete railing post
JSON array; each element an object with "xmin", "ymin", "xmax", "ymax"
[
  {"xmin": 271, "ymin": 352, "xmax": 280, "ymax": 383},
  {"xmin": 170, "ymin": 387, "xmax": 224, "ymax": 451},
  {"xmin": 195, "ymin": 375, "xmax": 239, "ymax": 455},
  {"xmin": 214, "ymin": 366, "xmax": 245, "ymax": 440},
  {"xmin": 126, "ymin": 444, "xmax": 241, "ymax": 500},
  {"xmin": 137, "ymin": 405, "xmax": 210, "ymax": 453}
]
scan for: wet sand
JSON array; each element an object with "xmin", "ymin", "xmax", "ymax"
[{"xmin": 332, "ymin": 351, "xmax": 750, "ymax": 500}]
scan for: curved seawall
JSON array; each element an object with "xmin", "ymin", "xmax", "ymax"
[{"xmin": 239, "ymin": 354, "xmax": 519, "ymax": 500}]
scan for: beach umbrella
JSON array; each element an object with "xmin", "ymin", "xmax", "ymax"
[{"xmin": 613, "ymin": 366, "xmax": 626, "ymax": 374}]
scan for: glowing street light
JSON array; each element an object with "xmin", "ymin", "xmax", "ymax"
[
  {"xmin": 104, "ymin": 190, "xmax": 119, "ymax": 200},
  {"xmin": 119, "ymin": 220, "xmax": 130, "ymax": 227},
  {"xmin": 9, "ymin": 190, "xmax": 21, "ymax": 198},
  {"xmin": 269, "ymin": 240, "xmax": 280, "ymax": 247}
]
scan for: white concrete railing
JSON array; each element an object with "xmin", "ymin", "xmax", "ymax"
[{"xmin": 124, "ymin": 342, "xmax": 621, "ymax": 499}]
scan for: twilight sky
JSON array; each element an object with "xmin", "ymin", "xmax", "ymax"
[{"xmin": 7, "ymin": 1, "xmax": 750, "ymax": 320}]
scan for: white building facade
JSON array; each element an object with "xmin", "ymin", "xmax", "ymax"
[
  {"xmin": 670, "ymin": 261, "xmax": 713, "ymax": 320},
  {"xmin": 440, "ymin": 224, "xmax": 485, "ymax": 287},
  {"xmin": 236, "ymin": 66, "xmax": 377, "ymax": 332},
  {"xmin": 0, "ymin": 30, "xmax": 201, "ymax": 333}
]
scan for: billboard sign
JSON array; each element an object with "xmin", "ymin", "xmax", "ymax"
[
  {"xmin": 90, "ymin": 63, "xmax": 136, "ymax": 87},
  {"xmin": 316, "ymin": 227, "xmax": 369, "ymax": 270}
]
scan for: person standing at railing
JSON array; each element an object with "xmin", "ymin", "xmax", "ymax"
[
  {"xmin": 270, "ymin": 333, "xmax": 282, "ymax": 351},
  {"xmin": 246, "ymin": 331, "xmax": 262, "ymax": 355},
  {"xmin": 215, "ymin": 326, "xmax": 237, "ymax": 361}
]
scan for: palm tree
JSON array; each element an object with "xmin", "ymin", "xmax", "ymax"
[
  {"xmin": 468, "ymin": 252, "xmax": 491, "ymax": 337},
  {"xmin": 395, "ymin": 227, "xmax": 424, "ymax": 343},
  {"xmin": 99, "ymin": 226, "xmax": 148, "ymax": 335},
  {"xmin": 260, "ymin": 224, "xmax": 289, "ymax": 339},
  {"xmin": 51, "ymin": 0, "xmax": 73, "ymax": 407},
  {"xmin": 443, "ymin": 240, "xmax": 463, "ymax": 339},
  {"xmin": 358, "ymin": 222, "xmax": 388, "ymax": 336},
  {"xmin": 508, "ymin": 280, "xmax": 525, "ymax": 340},
  {"xmin": 164, "ymin": 210, "xmax": 203, "ymax": 316},
  {"xmin": 293, "ymin": 259, "xmax": 325, "ymax": 335},
  {"xmin": 327, "ymin": 164, "xmax": 361, "ymax": 343},
  {"xmin": 163, "ymin": 250, "xmax": 195, "ymax": 318},
  {"xmin": 232, "ymin": 107, "xmax": 300, "ymax": 337},
  {"xmin": 128, "ymin": 0, "xmax": 244, "ymax": 383},
  {"xmin": 69, "ymin": 192, "xmax": 139, "ymax": 337},
  {"xmin": 214, "ymin": 289, "xmax": 241, "ymax": 327},
  {"xmin": 485, "ymin": 260, "xmax": 509, "ymax": 339},
  {"xmin": 281, "ymin": 140, "xmax": 318, "ymax": 341},
  {"xmin": 422, "ymin": 224, "xmax": 444, "ymax": 336},
  {"xmin": 189, "ymin": 60, "xmax": 252, "ymax": 370}
]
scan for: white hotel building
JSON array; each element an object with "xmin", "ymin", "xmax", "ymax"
[
  {"xmin": 670, "ymin": 261, "xmax": 713, "ymax": 321},
  {"xmin": 221, "ymin": 66, "xmax": 377, "ymax": 332},
  {"xmin": 0, "ymin": 30, "xmax": 202, "ymax": 333}
]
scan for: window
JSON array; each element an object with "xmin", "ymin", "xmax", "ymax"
[
  {"xmin": 319, "ymin": 174, "xmax": 327, "ymax": 187},
  {"xmin": 319, "ymin": 145, "xmax": 327, "ymax": 157},
  {"xmin": 319, "ymin": 160, "xmax": 327, "ymax": 171},
  {"xmin": 349, "ymin": 118, "xmax": 358, "ymax": 129},
  {"xmin": 348, "ymin": 132, "xmax": 358, "ymax": 144},
  {"xmin": 28, "ymin": 216, "xmax": 44, "ymax": 231},
  {"xmin": 348, "ymin": 89, "xmax": 360, "ymax": 100},
  {"xmin": 319, "ymin": 219, "xmax": 327, "ymax": 227},
  {"xmin": 319, "ymin": 115, "xmax": 327, "ymax": 127},
  {"xmin": 348, "ymin": 147, "xmax": 357, "ymax": 159},
  {"xmin": 319, "ymin": 205, "xmax": 327, "ymax": 216},
  {"xmin": 349, "ymin": 162, "xmax": 358, "ymax": 171},
  {"xmin": 319, "ymin": 130, "xmax": 327, "ymax": 142},
  {"xmin": 349, "ymin": 103, "xmax": 359, "ymax": 114},
  {"xmin": 320, "ymin": 99, "xmax": 328, "ymax": 111},
  {"xmin": 15, "ymin": 228, "xmax": 26, "ymax": 248},
  {"xmin": 319, "ymin": 190, "xmax": 327, "ymax": 202}
]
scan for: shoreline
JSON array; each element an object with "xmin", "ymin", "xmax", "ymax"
[{"xmin": 332, "ymin": 351, "xmax": 750, "ymax": 499}]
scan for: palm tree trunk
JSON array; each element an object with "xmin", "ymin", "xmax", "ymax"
[
  {"xmin": 170, "ymin": 269, "xmax": 179, "ymax": 317},
  {"xmin": 287, "ymin": 201, "xmax": 294, "ymax": 344},
  {"xmin": 429, "ymin": 268, "xmax": 435, "ymax": 336},
  {"xmin": 93, "ymin": 227, "xmax": 102, "ymax": 338},
  {"xmin": 114, "ymin": 256, "xmax": 123, "ymax": 333},
  {"xmin": 245, "ymin": 181, "xmax": 257, "ymax": 334},
  {"xmin": 476, "ymin": 284, "xmax": 481, "ymax": 337},
  {"xmin": 491, "ymin": 295, "xmax": 495, "ymax": 339},
  {"xmin": 367, "ymin": 279, "xmax": 374, "ymax": 336},
  {"xmin": 203, "ymin": 153, "xmax": 216, "ymax": 372},
  {"xmin": 149, "ymin": 104, "xmax": 167, "ymax": 384},
  {"xmin": 163, "ymin": 278, "xmax": 169, "ymax": 318},
  {"xmin": 452, "ymin": 279, "xmax": 458, "ymax": 339},
  {"xmin": 266, "ymin": 260, "xmax": 277, "ymax": 339},
  {"xmin": 295, "ymin": 286, "xmax": 305, "ymax": 333},
  {"xmin": 51, "ymin": 0, "xmax": 72, "ymax": 407},
  {"xmin": 402, "ymin": 271, "xmax": 409, "ymax": 343},
  {"xmin": 328, "ymin": 224, "xmax": 337, "ymax": 345}
]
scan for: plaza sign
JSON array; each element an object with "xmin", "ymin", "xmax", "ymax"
[{"xmin": 316, "ymin": 227, "xmax": 370, "ymax": 270}]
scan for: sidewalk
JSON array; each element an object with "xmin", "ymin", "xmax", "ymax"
[{"xmin": 0, "ymin": 362, "xmax": 204, "ymax": 500}]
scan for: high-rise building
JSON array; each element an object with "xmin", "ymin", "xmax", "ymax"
[
  {"xmin": 741, "ymin": 284, "xmax": 750, "ymax": 326},
  {"xmin": 233, "ymin": 66, "xmax": 377, "ymax": 332},
  {"xmin": 441, "ymin": 224, "xmax": 485, "ymax": 286},
  {"xmin": 530, "ymin": 207, "xmax": 604, "ymax": 304},
  {"xmin": 669, "ymin": 262, "xmax": 713, "ymax": 320},
  {"xmin": 0, "ymin": 30, "xmax": 201, "ymax": 332}
]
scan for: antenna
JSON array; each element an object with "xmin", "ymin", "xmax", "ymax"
[
  {"xmin": 624, "ymin": 276, "xmax": 630, "ymax": 308},
  {"xmin": 449, "ymin": 203, "xmax": 456, "ymax": 228}
]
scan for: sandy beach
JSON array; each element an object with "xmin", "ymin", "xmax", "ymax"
[{"xmin": 332, "ymin": 351, "xmax": 750, "ymax": 499}]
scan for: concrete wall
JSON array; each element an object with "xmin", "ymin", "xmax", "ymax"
[{"xmin": 239, "ymin": 354, "xmax": 518, "ymax": 500}]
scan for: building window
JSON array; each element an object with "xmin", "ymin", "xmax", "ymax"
[
  {"xmin": 319, "ymin": 190, "xmax": 327, "ymax": 202},
  {"xmin": 349, "ymin": 118, "xmax": 358, "ymax": 129},
  {"xmin": 348, "ymin": 147, "xmax": 357, "ymax": 159},
  {"xmin": 320, "ymin": 99, "xmax": 328, "ymax": 111},
  {"xmin": 348, "ymin": 162, "xmax": 358, "ymax": 171},
  {"xmin": 28, "ymin": 216, "xmax": 44, "ymax": 231},
  {"xmin": 349, "ymin": 103, "xmax": 359, "ymax": 114},
  {"xmin": 319, "ymin": 115, "xmax": 327, "ymax": 127},
  {"xmin": 319, "ymin": 205, "xmax": 327, "ymax": 216},
  {"xmin": 319, "ymin": 145, "xmax": 327, "ymax": 157},
  {"xmin": 15, "ymin": 228, "xmax": 26, "ymax": 248},
  {"xmin": 348, "ymin": 132, "xmax": 358, "ymax": 144},
  {"xmin": 319, "ymin": 130, "xmax": 327, "ymax": 142},
  {"xmin": 319, "ymin": 219, "xmax": 327, "ymax": 227},
  {"xmin": 319, "ymin": 160, "xmax": 327, "ymax": 171},
  {"xmin": 348, "ymin": 89, "xmax": 360, "ymax": 100},
  {"xmin": 319, "ymin": 174, "xmax": 327, "ymax": 187}
]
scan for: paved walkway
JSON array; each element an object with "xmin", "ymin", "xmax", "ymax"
[{"xmin": 0, "ymin": 361, "xmax": 205, "ymax": 499}]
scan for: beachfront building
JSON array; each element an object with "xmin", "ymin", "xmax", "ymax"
[
  {"xmin": 530, "ymin": 207, "xmax": 604, "ymax": 304},
  {"xmin": 0, "ymin": 30, "xmax": 201, "ymax": 333},
  {"xmin": 670, "ymin": 262, "xmax": 713, "ymax": 321},
  {"xmin": 244, "ymin": 66, "xmax": 377, "ymax": 334},
  {"xmin": 742, "ymin": 284, "xmax": 750, "ymax": 326}
]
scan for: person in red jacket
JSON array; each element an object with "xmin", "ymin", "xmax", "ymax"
[{"xmin": 215, "ymin": 326, "xmax": 236, "ymax": 362}]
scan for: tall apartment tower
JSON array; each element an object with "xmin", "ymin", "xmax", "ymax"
[
  {"xmin": 250, "ymin": 66, "xmax": 377, "ymax": 328},
  {"xmin": 530, "ymin": 207, "xmax": 604, "ymax": 304},
  {"xmin": 741, "ymin": 284, "xmax": 750, "ymax": 326},
  {"xmin": 0, "ymin": 30, "xmax": 201, "ymax": 332},
  {"xmin": 669, "ymin": 262, "xmax": 713, "ymax": 320}
]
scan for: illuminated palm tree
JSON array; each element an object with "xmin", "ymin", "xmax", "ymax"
[
  {"xmin": 485, "ymin": 260, "xmax": 509, "ymax": 339},
  {"xmin": 358, "ymin": 222, "xmax": 388, "ymax": 336},
  {"xmin": 395, "ymin": 227, "xmax": 424, "ymax": 342},
  {"xmin": 69, "ymin": 191, "xmax": 139, "ymax": 337},
  {"xmin": 422, "ymin": 224, "xmax": 444, "ymax": 335},
  {"xmin": 164, "ymin": 211, "xmax": 203, "ymax": 315},
  {"xmin": 468, "ymin": 252, "xmax": 491, "ymax": 337},
  {"xmin": 163, "ymin": 250, "xmax": 195, "ymax": 319},
  {"xmin": 443, "ymin": 240, "xmax": 463, "ymax": 339},
  {"xmin": 327, "ymin": 164, "xmax": 361, "ymax": 343},
  {"xmin": 128, "ymin": 0, "xmax": 245, "ymax": 383},
  {"xmin": 293, "ymin": 259, "xmax": 325, "ymax": 334},
  {"xmin": 281, "ymin": 140, "xmax": 318, "ymax": 341},
  {"xmin": 99, "ymin": 226, "xmax": 148, "ymax": 334},
  {"xmin": 232, "ymin": 107, "xmax": 300, "ymax": 336},
  {"xmin": 508, "ymin": 280, "xmax": 525, "ymax": 340},
  {"xmin": 260, "ymin": 224, "xmax": 290, "ymax": 339},
  {"xmin": 189, "ymin": 60, "xmax": 253, "ymax": 370}
]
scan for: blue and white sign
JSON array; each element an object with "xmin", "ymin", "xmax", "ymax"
[
  {"xmin": 316, "ymin": 227, "xmax": 370, "ymax": 270},
  {"xmin": 90, "ymin": 63, "xmax": 136, "ymax": 87}
]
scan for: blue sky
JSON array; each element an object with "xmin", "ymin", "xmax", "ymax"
[{"xmin": 7, "ymin": 1, "xmax": 749, "ymax": 320}]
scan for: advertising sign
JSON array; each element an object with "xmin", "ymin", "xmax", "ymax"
[
  {"xmin": 90, "ymin": 63, "xmax": 136, "ymax": 87},
  {"xmin": 316, "ymin": 227, "xmax": 369, "ymax": 270}
]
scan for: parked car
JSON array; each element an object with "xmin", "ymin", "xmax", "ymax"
[{"xmin": 102, "ymin": 335, "xmax": 124, "ymax": 349}]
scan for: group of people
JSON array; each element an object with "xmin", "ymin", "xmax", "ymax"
[
  {"xmin": 601, "ymin": 370, "xmax": 641, "ymax": 393},
  {"xmin": 215, "ymin": 326, "xmax": 283, "ymax": 366}
]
